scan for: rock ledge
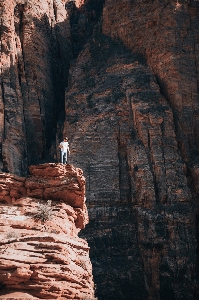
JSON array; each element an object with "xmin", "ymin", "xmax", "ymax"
[{"xmin": 0, "ymin": 163, "xmax": 95, "ymax": 299}]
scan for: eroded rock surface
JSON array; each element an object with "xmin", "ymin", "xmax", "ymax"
[
  {"xmin": 102, "ymin": 0, "xmax": 199, "ymax": 165},
  {"xmin": 1, "ymin": 0, "xmax": 199, "ymax": 299},
  {"xmin": 0, "ymin": 163, "xmax": 94, "ymax": 299},
  {"xmin": 0, "ymin": 0, "xmax": 105, "ymax": 176},
  {"xmin": 63, "ymin": 33, "xmax": 196, "ymax": 299},
  {"xmin": 0, "ymin": 0, "xmax": 72, "ymax": 175}
]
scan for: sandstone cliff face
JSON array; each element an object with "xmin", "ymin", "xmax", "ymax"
[
  {"xmin": 102, "ymin": 0, "xmax": 199, "ymax": 175},
  {"xmin": 0, "ymin": 163, "xmax": 95, "ymax": 299},
  {"xmin": 0, "ymin": 0, "xmax": 72, "ymax": 175},
  {"xmin": 0, "ymin": 0, "xmax": 104, "ymax": 176},
  {"xmin": 63, "ymin": 32, "xmax": 196, "ymax": 299},
  {"xmin": 1, "ymin": 0, "xmax": 199, "ymax": 299}
]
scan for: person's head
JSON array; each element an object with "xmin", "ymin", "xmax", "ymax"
[{"xmin": 64, "ymin": 137, "xmax": 68, "ymax": 141}]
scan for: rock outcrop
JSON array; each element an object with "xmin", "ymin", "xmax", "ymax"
[{"xmin": 0, "ymin": 163, "xmax": 95, "ymax": 299}]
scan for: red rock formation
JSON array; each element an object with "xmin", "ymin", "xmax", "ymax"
[
  {"xmin": 0, "ymin": 0, "xmax": 72, "ymax": 175},
  {"xmin": 0, "ymin": 163, "xmax": 94, "ymax": 299},
  {"xmin": 1, "ymin": 0, "xmax": 199, "ymax": 299},
  {"xmin": 0, "ymin": 0, "xmax": 104, "ymax": 175},
  {"xmin": 63, "ymin": 31, "xmax": 196, "ymax": 299},
  {"xmin": 102, "ymin": 0, "xmax": 199, "ymax": 163}
]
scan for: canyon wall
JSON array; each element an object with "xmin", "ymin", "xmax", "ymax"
[
  {"xmin": 0, "ymin": 163, "xmax": 95, "ymax": 299},
  {"xmin": 64, "ymin": 33, "xmax": 197, "ymax": 299},
  {"xmin": 102, "ymin": 0, "xmax": 199, "ymax": 185},
  {"xmin": 0, "ymin": 0, "xmax": 199, "ymax": 299},
  {"xmin": 0, "ymin": 0, "xmax": 72, "ymax": 175},
  {"xmin": 0, "ymin": 0, "xmax": 104, "ymax": 175}
]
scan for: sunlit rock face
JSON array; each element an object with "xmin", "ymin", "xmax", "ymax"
[
  {"xmin": 102, "ymin": 0, "xmax": 199, "ymax": 164},
  {"xmin": 0, "ymin": 0, "xmax": 104, "ymax": 176},
  {"xmin": 0, "ymin": 0, "xmax": 72, "ymax": 175},
  {"xmin": 0, "ymin": 163, "xmax": 95, "ymax": 299},
  {"xmin": 1, "ymin": 0, "xmax": 199, "ymax": 299}
]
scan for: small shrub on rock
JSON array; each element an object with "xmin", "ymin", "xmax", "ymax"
[
  {"xmin": 6, "ymin": 231, "xmax": 19, "ymax": 239},
  {"xmin": 32, "ymin": 200, "xmax": 53, "ymax": 222}
]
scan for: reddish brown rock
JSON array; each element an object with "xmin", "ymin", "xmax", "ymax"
[
  {"xmin": 62, "ymin": 32, "xmax": 196, "ymax": 299},
  {"xmin": 102, "ymin": 0, "xmax": 199, "ymax": 164},
  {"xmin": 0, "ymin": 292, "xmax": 39, "ymax": 299},
  {"xmin": 1, "ymin": 0, "xmax": 199, "ymax": 299},
  {"xmin": 0, "ymin": 0, "xmax": 105, "ymax": 175},
  {"xmin": 0, "ymin": 163, "xmax": 94, "ymax": 299},
  {"xmin": 0, "ymin": 0, "xmax": 72, "ymax": 175}
]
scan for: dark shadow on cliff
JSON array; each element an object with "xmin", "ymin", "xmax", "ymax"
[
  {"xmin": 0, "ymin": 0, "xmax": 105, "ymax": 175},
  {"xmin": 62, "ymin": 27, "xmax": 198, "ymax": 299},
  {"xmin": 0, "ymin": 11, "xmax": 72, "ymax": 174},
  {"xmin": 66, "ymin": 0, "xmax": 105, "ymax": 57},
  {"xmin": 1, "ymin": 2, "xmax": 199, "ymax": 300}
]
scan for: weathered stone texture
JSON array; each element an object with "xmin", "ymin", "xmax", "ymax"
[
  {"xmin": 0, "ymin": 0, "xmax": 72, "ymax": 175},
  {"xmin": 0, "ymin": 0, "xmax": 105, "ymax": 175},
  {"xmin": 0, "ymin": 163, "xmax": 94, "ymax": 299},
  {"xmin": 102, "ymin": 0, "xmax": 199, "ymax": 164},
  {"xmin": 63, "ymin": 34, "xmax": 196, "ymax": 299},
  {"xmin": 1, "ymin": 0, "xmax": 199, "ymax": 299}
]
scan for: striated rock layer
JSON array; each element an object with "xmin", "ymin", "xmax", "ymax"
[
  {"xmin": 0, "ymin": 0, "xmax": 72, "ymax": 175},
  {"xmin": 1, "ymin": 0, "xmax": 199, "ymax": 299},
  {"xmin": 102, "ymin": 0, "xmax": 199, "ymax": 178},
  {"xmin": 0, "ymin": 163, "xmax": 95, "ymax": 299},
  {"xmin": 0, "ymin": 0, "xmax": 104, "ymax": 175},
  {"xmin": 63, "ymin": 32, "xmax": 197, "ymax": 299}
]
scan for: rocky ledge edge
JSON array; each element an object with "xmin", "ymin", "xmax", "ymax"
[{"xmin": 0, "ymin": 163, "xmax": 95, "ymax": 299}]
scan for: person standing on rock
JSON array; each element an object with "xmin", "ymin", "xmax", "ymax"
[{"xmin": 59, "ymin": 137, "xmax": 70, "ymax": 164}]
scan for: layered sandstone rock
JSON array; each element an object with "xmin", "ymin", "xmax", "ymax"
[
  {"xmin": 0, "ymin": 163, "xmax": 94, "ymax": 299},
  {"xmin": 63, "ymin": 33, "xmax": 196, "ymax": 299},
  {"xmin": 0, "ymin": 0, "xmax": 72, "ymax": 175},
  {"xmin": 0, "ymin": 0, "xmax": 105, "ymax": 176},
  {"xmin": 1, "ymin": 0, "xmax": 199, "ymax": 299},
  {"xmin": 102, "ymin": 0, "xmax": 199, "ymax": 165}
]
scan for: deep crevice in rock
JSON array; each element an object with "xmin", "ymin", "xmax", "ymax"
[
  {"xmin": 0, "ymin": 82, "xmax": 4, "ymax": 168},
  {"xmin": 67, "ymin": 0, "xmax": 105, "ymax": 58},
  {"xmin": 53, "ymin": 1, "xmax": 57, "ymax": 21},
  {"xmin": 14, "ymin": 4, "xmax": 24, "ymax": 53}
]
